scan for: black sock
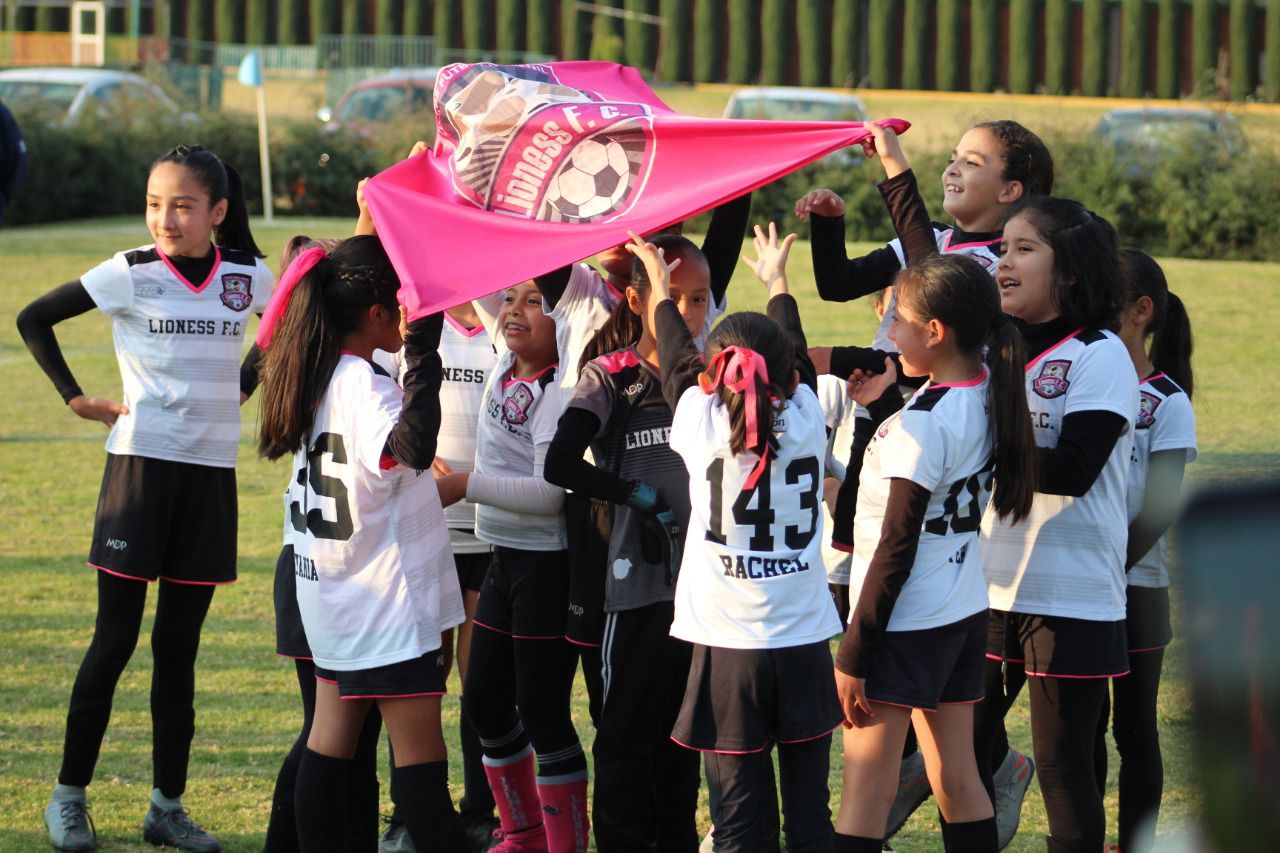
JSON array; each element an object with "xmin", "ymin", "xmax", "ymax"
[
  {"xmin": 459, "ymin": 694, "xmax": 496, "ymax": 821},
  {"xmin": 391, "ymin": 761, "xmax": 468, "ymax": 853},
  {"xmin": 942, "ymin": 816, "xmax": 997, "ymax": 853},
  {"xmin": 295, "ymin": 749, "xmax": 350, "ymax": 853},
  {"xmin": 833, "ymin": 833, "xmax": 883, "ymax": 853},
  {"xmin": 263, "ymin": 742, "xmax": 303, "ymax": 853}
]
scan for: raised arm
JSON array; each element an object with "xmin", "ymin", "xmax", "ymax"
[{"xmin": 700, "ymin": 190, "xmax": 753, "ymax": 305}]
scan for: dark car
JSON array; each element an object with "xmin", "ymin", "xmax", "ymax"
[{"xmin": 318, "ymin": 68, "xmax": 439, "ymax": 138}]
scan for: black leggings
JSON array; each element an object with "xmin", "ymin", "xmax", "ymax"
[
  {"xmin": 59, "ymin": 571, "xmax": 214, "ymax": 796},
  {"xmin": 1095, "ymin": 648, "xmax": 1165, "ymax": 853},
  {"xmin": 263, "ymin": 659, "xmax": 382, "ymax": 853},
  {"xmin": 464, "ymin": 624, "xmax": 585, "ymax": 777},
  {"xmin": 974, "ymin": 658, "xmax": 1109, "ymax": 852}
]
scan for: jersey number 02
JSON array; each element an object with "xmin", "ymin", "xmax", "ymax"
[
  {"xmin": 289, "ymin": 432, "xmax": 355, "ymax": 541},
  {"xmin": 705, "ymin": 455, "xmax": 821, "ymax": 551}
]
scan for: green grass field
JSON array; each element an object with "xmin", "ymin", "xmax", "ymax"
[{"xmin": 2, "ymin": 215, "xmax": 1276, "ymax": 852}]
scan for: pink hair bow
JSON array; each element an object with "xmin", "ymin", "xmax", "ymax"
[
  {"xmin": 256, "ymin": 246, "xmax": 328, "ymax": 349},
  {"xmin": 699, "ymin": 345, "xmax": 773, "ymax": 490}
]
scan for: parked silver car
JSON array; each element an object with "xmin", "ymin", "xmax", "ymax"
[
  {"xmin": 0, "ymin": 67, "xmax": 194, "ymax": 126},
  {"xmin": 723, "ymin": 87, "xmax": 870, "ymax": 167}
]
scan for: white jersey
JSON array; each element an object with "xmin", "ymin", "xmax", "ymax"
[
  {"xmin": 851, "ymin": 371, "xmax": 993, "ymax": 631},
  {"xmin": 472, "ymin": 353, "xmax": 567, "ymax": 550},
  {"xmin": 872, "ymin": 229, "xmax": 1001, "ymax": 351},
  {"xmin": 1126, "ymin": 373, "xmax": 1197, "ymax": 589},
  {"xmin": 288, "ymin": 355, "xmax": 465, "ymax": 671},
  {"xmin": 817, "ymin": 374, "xmax": 855, "ymax": 583},
  {"xmin": 437, "ymin": 314, "xmax": 498, "ymax": 554},
  {"xmin": 669, "ymin": 383, "xmax": 842, "ymax": 650},
  {"xmin": 980, "ymin": 328, "xmax": 1138, "ymax": 621},
  {"xmin": 80, "ymin": 245, "xmax": 274, "ymax": 467}
]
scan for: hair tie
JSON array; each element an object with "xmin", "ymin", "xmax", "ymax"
[
  {"xmin": 699, "ymin": 345, "xmax": 773, "ymax": 489},
  {"xmin": 257, "ymin": 247, "xmax": 328, "ymax": 349}
]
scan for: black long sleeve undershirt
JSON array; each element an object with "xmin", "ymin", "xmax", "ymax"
[
  {"xmin": 382, "ymin": 313, "xmax": 445, "ymax": 471},
  {"xmin": 534, "ymin": 191, "xmax": 753, "ymax": 310},
  {"xmin": 16, "ymin": 280, "xmax": 96, "ymax": 403},
  {"xmin": 836, "ymin": 477, "xmax": 932, "ymax": 677},
  {"xmin": 544, "ymin": 407, "xmax": 636, "ymax": 504}
]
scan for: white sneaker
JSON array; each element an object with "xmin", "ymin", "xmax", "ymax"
[{"xmin": 992, "ymin": 748, "xmax": 1035, "ymax": 850}]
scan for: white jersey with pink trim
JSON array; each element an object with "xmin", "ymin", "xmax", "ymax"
[
  {"xmin": 1126, "ymin": 373, "xmax": 1197, "ymax": 589},
  {"xmin": 288, "ymin": 355, "xmax": 464, "ymax": 671},
  {"xmin": 980, "ymin": 328, "xmax": 1138, "ymax": 621},
  {"xmin": 437, "ymin": 315, "xmax": 498, "ymax": 554},
  {"xmin": 669, "ymin": 384, "xmax": 842, "ymax": 650},
  {"xmin": 851, "ymin": 372, "xmax": 993, "ymax": 631},
  {"xmin": 872, "ymin": 229, "xmax": 1001, "ymax": 351},
  {"xmin": 472, "ymin": 352, "xmax": 567, "ymax": 550},
  {"xmin": 79, "ymin": 244, "xmax": 274, "ymax": 467}
]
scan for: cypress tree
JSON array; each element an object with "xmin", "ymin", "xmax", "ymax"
[
  {"xmin": 1267, "ymin": 0, "xmax": 1280, "ymax": 101},
  {"xmin": 659, "ymin": 0, "xmax": 692, "ymax": 81},
  {"xmin": 1120, "ymin": 0, "xmax": 1147, "ymax": 96},
  {"xmin": 1192, "ymin": 0, "xmax": 1216, "ymax": 93},
  {"xmin": 695, "ymin": 0, "xmax": 725, "ymax": 83},
  {"xmin": 868, "ymin": 0, "xmax": 897, "ymax": 89},
  {"xmin": 760, "ymin": 0, "xmax": 793, "ymax": 85},
  {"xmin": 404, "ymin": 0, "xmax": 429, "ymax": 36},
  {"xmin": 902, "ymin": 0, "xmax": 929, "ymax": 89},
  {"xmin": 797, "ymin": 0, "xmax": 830, "ymax": 85},
  {"xmin": 1008, "ymin": 0, "xmax": 1035, "ymax": 93},
  {"xmin": 728, "ymin": 0, "xmax": 761, "ymax": 83},
  {"xmin": 342, "ymin": 0, "xmax": 362, "ymax": 36},
  {"xmin": 625, "ymin": 0, "xmax": 658, "ymax": 71},
  {"xmin": 527, "ymin": 0, "xmax": 555, "ymax": 55},
  {"xmin": 1155, "ymin": 0, "xmax": 1180, "ymax": 97},
  {"xmin": 832, "ymin": 0, "xmax": 860, "ymax": 86},
  {"xmin": 1044, "ymin": 0, "xmax": 1069, "ymax": 94},
  {"xmin": 561, "ymin": 0, "xmax": 592, "ymax": 58},
  {"xmin": 218, "ymin": 2, "xmax": 245, "ymax": 42},
  {"xmin": 970, "ymin": 0, "xmax": 997, "ymax": 91},
  {"xmin": 313, "ymin": 0, "xmax": 341, "ymax": 40},
  {"xmin": 278, "ymin": 0, "xmax": 304, "ymax": 44},
  {"xmin": 435, "ymin": 0, "xmax": 460, "ymax": 48},
  {"xmin": 247, "ymin": 0, "xmax": 271, "ymax": 43},
  {"xmin": 375, "ymin": 0, "xmax": 404, "ymax": 36},
  {"xmin": 936, "ymin": 0, "xmax": 962, "ymax": 90},
  {"xmin": 188, "ymin": 0, "xmax": 215, "ymax": 43},
  {"xmin": 497, "ymin": 0, "xmax": 526, "ymax": 53},
  {"xmin": 464, "ymin": 0, "xmax": 494, "ymax": 53},
  {"xmin": 1082, "ymin": 0, "xmax": 1107, "ymax": 95},
  {"xmin": 591, "ymin": 0, "xmax": 625, "ymax": 64},
  {"xmin": 1229, "ymin": 0, "xmax": 1256, "ymax": 99}
]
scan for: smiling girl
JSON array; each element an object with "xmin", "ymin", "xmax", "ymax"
[{"xmin": 17, "ymin": 144, "xmax": 272, "ymax": 853}]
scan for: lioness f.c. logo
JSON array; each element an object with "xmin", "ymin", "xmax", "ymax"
[
  {"xmin": 1137, "ymin": 391, "xmax": 1161, "ymax": 428},
  {"xmin": 436, "ymin": 63, "xmax": 656, "ymax": 225},
  {"xmin": 1032, "ymin": 360, "xmax": 1071, "ymax": 399},
  {"xmin": 220, "ymin": 273, "xmax": 253, "ymax": 312}
]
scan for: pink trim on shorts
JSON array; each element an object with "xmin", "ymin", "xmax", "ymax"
[
  {"xmin": 89, "ymin": 562, "xmax": 151, "ymax": 582},
  {"xmin": 669, "ymin": 734, "xmax": 768, "ymax": 755},
  {"xmin": 1127, "ymin": 644, "xmax": 1168, "ymax": 655},
  {"xmin": 340, "ymin": 690, "xmax": 447, "ymax": 700},
  {"xmin": 1025, "ymin": 669, "xmax": 1130, "ymax": 679},
  {"xmin": 315, "ymin": 675, "xmax": 339, "ymax": 685},
  {"xmin": 985, "ymin": 653, "xmax": 1027, "ymax": 664},
  {"xmin": 158, "ymin": 575, "xmax": 236, "ymax": 586},
  {"xmin": 445, "ymin": 313, "xmax": 486, "ymax": 338},
  {"xmin": 276, "ymin": 652, "xmax": 314, "ymax": 661},
  {"xmin": 777, "ymin": 725, "xmax": 841, "ymax": 744},
  {"xmin": 158, "ymin": 246, "xmax": 221, "ymax": 294},
  {"xmin": 565, "ymin": 636, "xmax": 603, "ymax": 648},
  {"xmin": 938, "ymin": 696, "xmax": 985, "ymax": 705},
  {"xmin": 472, "ymin": 619, "xmax": 563, "ymax": 640}
]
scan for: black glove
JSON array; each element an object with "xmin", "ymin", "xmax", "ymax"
[{"xmin": 626, "ymin": 482, "xmax": 684, "ymax": 583}]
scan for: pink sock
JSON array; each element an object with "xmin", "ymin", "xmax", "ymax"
[{"xmin": 536, "ymin": 771, "xmax": 589, "ymax": 853}]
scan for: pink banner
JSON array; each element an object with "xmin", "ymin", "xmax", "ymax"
[{"xmin": 362, "ymin": 61, "xmax": 909, "ymax": 319}]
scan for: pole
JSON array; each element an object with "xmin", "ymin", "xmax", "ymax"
[{"xmin": 257, "ymin": 85, "xmax": 274, "ymax": 223}]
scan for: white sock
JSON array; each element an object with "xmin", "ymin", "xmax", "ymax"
[
  {"xmin": 51, "ymin": 784, "xmax": 87, "ymax": 803},
  {"xmin": 151, "ymin": 788, "xmax": 182, "ymax": 811}
]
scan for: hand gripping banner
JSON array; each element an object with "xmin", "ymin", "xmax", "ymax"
[{"xmin": 362, "ymin": 61, "xmax": 908, "ymax": 319}]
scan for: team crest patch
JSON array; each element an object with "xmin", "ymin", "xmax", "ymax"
[
  {"xmin": 503, "ymin": 382, "xmax": 535, "ymax": 425},
  {"xmin": 219, "ymin": 273, "xmax": 253, "ymax": 312},
  {"xmin": 434, "ymin": 63, "xmax": 656, "ymax": 224},
  {"xmin": 1032, "ymin": 360, "xmax": 1072, "ymax": 399},
  {"xmin": 1137, "ymin": 391, "xmax": 1162, "ymax": 429}
]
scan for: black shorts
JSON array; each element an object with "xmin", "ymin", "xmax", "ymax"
[
  {"xmin": 88, "ymin": 453, "xmax": 237, "ymax": 584},
  {"xmin": 987, "ymin": 609, "xmax": 1129, "ymax": 678},
  {"xmin": 454, "ymin": 549, "xmax": 491, "ymax": 593},
  {"xmin": 473, "ymin": 546, "xmax": 570, "ymax": 639},
  {"xmin": 1125, "ymin": 585, "xmax": 1172, "ymax": 653},
  {"xmin": 864, "ymin": 610, "xmax": 987, "ymax": 710},
  {"xmin": 671, "ymin": 641, "xmax": 844, "ymax": 753},
  {"xmin": 563, "ymin": 493, "xmax": 609, "ymax": 646},
  {"xmin": 315, "ymin": 650, "xmax": 447, "ymax": 699},
  {"xmin": 274, "ymin": 544, "xmax": 311, "ymax": 659}
]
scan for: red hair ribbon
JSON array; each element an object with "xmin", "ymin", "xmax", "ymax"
[
  {"xmin": 699, "ymin": 345, "xmax": 773, "ymax": 490},
  {"xmin": 256, "ymin": 246, "xmax": 328, "ymax": 349}
]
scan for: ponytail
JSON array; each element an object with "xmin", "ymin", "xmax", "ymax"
[
  {"xmin": 1120, "ymin": 248, "xmax": 1194, "ymax": 399},
  {"xmin": 986, "ymin": 319, "xmax": 1037, "ymax": 521},
  {"xmin": 151, "ymin": 144, "xmax": 264, "ymax": 258},
  {"xmin": 894, "ymin": 255, "xmax": 1037, "ymax": 521},
  {"xmin": 257, "ymin": 235, "xmax": 399, "ymax": 460},
  {"xmin": 579, "ymin": 295, "xmax": 643, "ymax": 372}
]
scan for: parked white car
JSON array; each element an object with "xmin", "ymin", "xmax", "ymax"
[
  {"xmin": 0, "ymin": 67, "xmax": 194, "ymax": 126},
  {"xmin": 723, "ymin": 87, "xmax": 870, "ymax": 167}
]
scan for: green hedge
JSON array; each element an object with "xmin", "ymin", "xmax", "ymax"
[
  {"xmin": 727, "ymin": 0, "xmax": 761, "ymax": 84},
  {"xmin": 1120, "ymin": 0, "xmax": 1147, "ymax": 97},
  {"xmin": 1044, "ymin": 0, "xmax": 1069, "ymax": 94},
  {"xmin": 831, "ymin": 0, "xmax": 859, "ymax": 87},
  {"xmin": 760, "ymin": 0, "xmax": 792, "ymax": 85}
]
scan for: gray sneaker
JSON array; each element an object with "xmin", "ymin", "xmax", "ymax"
[
  {"xmin": 379, "ymin": 814, "xmax": 415, "ymax": 853},
  {"xmin": 993, "ymin": 747, "xmax": 1036, "ymax": 850},
  {"xmin": 885, "ymin": 750, "xmax": 931, "ymax": 839},
  {"xmin": 44, "ymin": 798, "xmax": 96, "ymax": 852},
  {"xmin": 141, "ymin": 803, "xmax": 221, "ymax": 853}
]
